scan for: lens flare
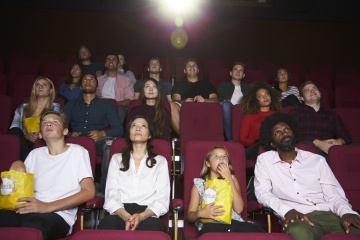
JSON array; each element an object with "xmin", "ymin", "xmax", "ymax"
[
  {"xmin": 175, "ymin": 16, "xmax": 184, "ymax": 27},
  {"xmin": 170, "ymin": 28, "xmax": 188, "ymax": 49}
]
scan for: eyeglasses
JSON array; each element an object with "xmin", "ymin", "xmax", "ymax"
[{"xmin": 211, "ymin": 155, "xmax": 228, "ymax": 160}]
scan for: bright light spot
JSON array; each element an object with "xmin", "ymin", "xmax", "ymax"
[
  {"xmin": 170, "ymin": 28, "xmax": 188, "ymax": 49},
  {"xmin": 175, "ymin": 16, "xmax": 184, "ymax": 27},
  {"xmin": 163, "ymin": 0, "xmax": 192, "ymax": 13},
  {"xmin": 158, "ymin": 0, "xmax": 200, "ymax": 16}
]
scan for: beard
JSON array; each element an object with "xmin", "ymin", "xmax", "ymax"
[
  {"xmin": 82, "ymin": 88, "xmax": 96, "ymax": 94},
  {"xmin": 275, "ymin": 136, "xmax": 296, "ymax": 152}
]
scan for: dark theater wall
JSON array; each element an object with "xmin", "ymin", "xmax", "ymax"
[{"xmin": 1, "ymin": 7, "xmax": 359, "ymax": 66}]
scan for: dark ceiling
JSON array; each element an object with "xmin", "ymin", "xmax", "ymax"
[{"xmin": 1, "ymin": 0, "xmax": 360, "ymax": 22}]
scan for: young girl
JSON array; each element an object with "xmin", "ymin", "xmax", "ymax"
[{"xmin": 186, "ymin": 146, "xmax": 264, "ymax": 234}]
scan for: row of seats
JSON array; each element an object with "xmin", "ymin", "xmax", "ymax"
[
  {"xmin": 1, "ymin": 95, "xmax": 359, "ymax": 148},
  {"xmin": 1, "ymin": 70, "xmax": 360, "ymax": 108},
  {"xmin": 2, "ymin": 228, "xmax": 358, "ymax": 240},
  {"xmin": 0, "ymin": 52, "xmax": 359, "ymax": 78},
  {"xmin": 1, "ymin": 135, "xmax": 358, "ymax": 239}
]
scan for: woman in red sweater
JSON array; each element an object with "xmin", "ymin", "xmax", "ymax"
[{"xmin": 239, "ymin": 82, "xmax": 282, "ymax": 160}]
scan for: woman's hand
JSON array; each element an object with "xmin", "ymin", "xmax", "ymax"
[
  {"xmin": 25, "ymin": 132, "xmax": 39, "ymax": 142},
  {"xmin": 198, "ymin": 202, "xmax": 225, "ymax": 221},
  {"xmin": 126, "ymin": 213, "xmax": 142, "ymax": 230}
]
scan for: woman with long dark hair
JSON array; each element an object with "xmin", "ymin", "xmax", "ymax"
[
  {"xmin": 273, "ymin": 68, "xmax": 301, "ymax": 107},
  {"xmin": 128, "ymin": 78, "xmax": 171, "ymax": 141},
  {"xmin": 58, "ymin": 63, "xmax": 84, "ymax": 102},
  {"xmin": 98, "ymin": 115, "xmax": 170, "ymax": 232}
]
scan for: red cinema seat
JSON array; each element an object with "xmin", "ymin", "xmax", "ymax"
[
  {"xmin": 328, "ymin": 145, "xmax": 360, "ymax": 211},
  {"xmin": 180, "ymin": 141, "xmax": 247, "ymax": 240},
  {"xmin": 197, "ymin": 232, "xmax": 291, "ymax": 240},
  {"xmin": 71, "ymin": 229, "xmax": 170, "ymax": 240},
  {"xmin": 333, "ymin": 107, "xmax": 360, "ymax": 143},
  {"xmin": 0, "ymin": 227, "xmax": 43, "ymax": 240}
]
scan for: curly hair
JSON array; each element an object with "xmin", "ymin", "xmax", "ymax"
[
  {"xmin": 259, "ymin": 112, "xmax": 299, "ymax": 151},
  {"xmin": 120, "ymin": 115, "xmax": 157, "ymax": 172},
  {"xmin": 239, "ymin": 82, "xmax": 282, "ymax": 115}
]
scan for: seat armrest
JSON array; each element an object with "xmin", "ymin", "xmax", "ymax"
[
  {"xmin": 172, "ymin": 198, "xmax": 183, "ymax": 212},
  {"xmin": 86, "ymin": 197, "xmax": 105, "ymax": 208}
]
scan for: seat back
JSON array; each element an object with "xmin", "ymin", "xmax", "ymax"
[
  {"xmin": 0, "ymin": 227, "xmax": 43, "ymax": 240},
  {"xmin": 180, "ymin": 102, "xmax": 224, "ymax": 155},
  {"xmin": 109, "ymin": 138, "xmax": 172, "ymax": 230},
  {"xmin": 183, "ymin": 141, "xmax": 246, "ymax": 240},
  {"xmin": 0, "ymin": 134, "xmax": 20, "ymax": 174},
  {"xmin": 0, "ymin": 95, "xmax": 12, "ymax": 133},
  {"xmin": 328, "ymin": 145, "xmax": 360, "ymax": 211},
  {"xmin": 321, "ymin": 234, "xmax": 360, "ymax": 240},
  {"xmin": 71, "ymin": 229, "xmax": 170, "ymax": 240},
  {"xmin": 333, "ymin": 108, "xmax": 360, "ymax": 143},
  {"xmin": 197, "ymin": 232, "xmax": 291, "ymax": 240},
  {"xmin": 231, "ymin": 104, "xmax": 243, "ymax": 142},
  {"xmin": 334, "ymin": 87, "xmax": 360, "ymax": 108}
]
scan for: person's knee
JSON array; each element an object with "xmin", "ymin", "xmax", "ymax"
[
  {"xmin": 222, "ymin": 101, "xmax": 233, "ymax": 112},
  {"xmin": 284, "ymin": 221, "xmax": 316, "ymax": 240},
  {"xmin": 20, "ymin": 217, "xmax": 48, "ymax": 238}
]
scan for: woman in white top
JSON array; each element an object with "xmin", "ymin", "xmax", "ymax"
[
  {"xmin": 273, "ymin": 68, "xmax": 301, "ymax": 107},
  {"xmin": 98, "ymin": 115, "xmax": 170, "ymax": 232}
]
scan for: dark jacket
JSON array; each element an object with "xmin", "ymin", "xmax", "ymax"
[{"xmin": 217, "ymin": 81, "xmax": 250, "ymax": 102}]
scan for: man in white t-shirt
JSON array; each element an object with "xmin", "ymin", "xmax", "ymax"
[
  {"xmin": 217, "ymin": 62, "xmax": 250, "ymax": 140},
  {"xmin": 97, "ymin": 54, "xmax": 134, "ymax": 126},
  {"xmin": 0, "ymin": 111, "xmax": 95, "ymax": 240}
]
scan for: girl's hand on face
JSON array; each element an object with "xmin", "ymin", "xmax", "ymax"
[{"xmin": 217, "ymin": 162, "xmax": 232, "ymax": 180}]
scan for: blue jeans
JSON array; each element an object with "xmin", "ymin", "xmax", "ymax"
[{"xmin": 222, "ymin": 101, "xmax": 233, "ymax": 141}]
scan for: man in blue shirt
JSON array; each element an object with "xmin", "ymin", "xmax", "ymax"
[{"xmin": 63, "ymin": 73, "xmax": 123, "ymax": 195}]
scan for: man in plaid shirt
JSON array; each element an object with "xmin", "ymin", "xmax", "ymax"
[{"xmin": 289, "ymin": 81, "xmax": 351, "ymax": 158}]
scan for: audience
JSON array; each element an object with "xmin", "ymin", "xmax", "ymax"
[
  {"xmin": 117, "ymin": 53, "xmax": 137, "ymax": 85},
  {"xmin": 8, "ymin": 76, "xmax": 60, "ymax": 161},
  {"xmin": 289, "ymin": 81, "xmax": 351, "ymax": 158},
  {"xmin": 239, "ymin": 82, "xmax": 282, "ymax": 160},
  {"xmin": 128, "ymin": 78, "xmax": 171, "ymax": 141},
  {"xmin": 186, "ymin": 146, "xmax": 265, "ymax": 234},
  {"xmin": 97, "ymin": 54, "xmax": 134, "ymax": 126},
  {"xmin": 255, "ymin": 112, "xmax": 360, "ymax": 240},
  {"xmin": 58, "ymin": 63, "xmax": 83, "ymax": 102},
  {"xmin": 98, "ymin": 115, "xmax": 170, "ymax": 232},
  {"xmin": 0, "ymin": 110, "xmax": 95, "ymax": 240},
  {"xmin": 63, "ymin": 73, "xmax": 123, "ymax": 195},
  {"xmin": 78, "ymin": 45, "xmax": 103, "ymax": 77},
  {"xmin": 217, "ymin": 62, "xmax": 250, "ymax": 140},
  {"xmin": 273, "ymin": 68, "xmax": 301, "ymax": 107}
]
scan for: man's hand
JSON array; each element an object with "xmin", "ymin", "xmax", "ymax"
[
  {"xmin": 283, "ymin": 209, "xmax": 314, "ymax": 229},
  {"xmin": 313, "ymin": 139, "xmax": 335, "ymax": 154},
  {"xmin": 185, "ymin": 98, "xmax": 194, "ymax": 102},
  {"xmin": 15, "ymin": 197, "xmax": 50, "ymax": 214},
  {"xmin": 341, "ymin": 213, "xmax": 360, "ymax": 233},
  {"xmin": 88, "ymin": 130, "xmax": 105, "ymax": 141},
  {"xmin": 68, "ymin": 132, "xmax": 81, "ymax": 137}
]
